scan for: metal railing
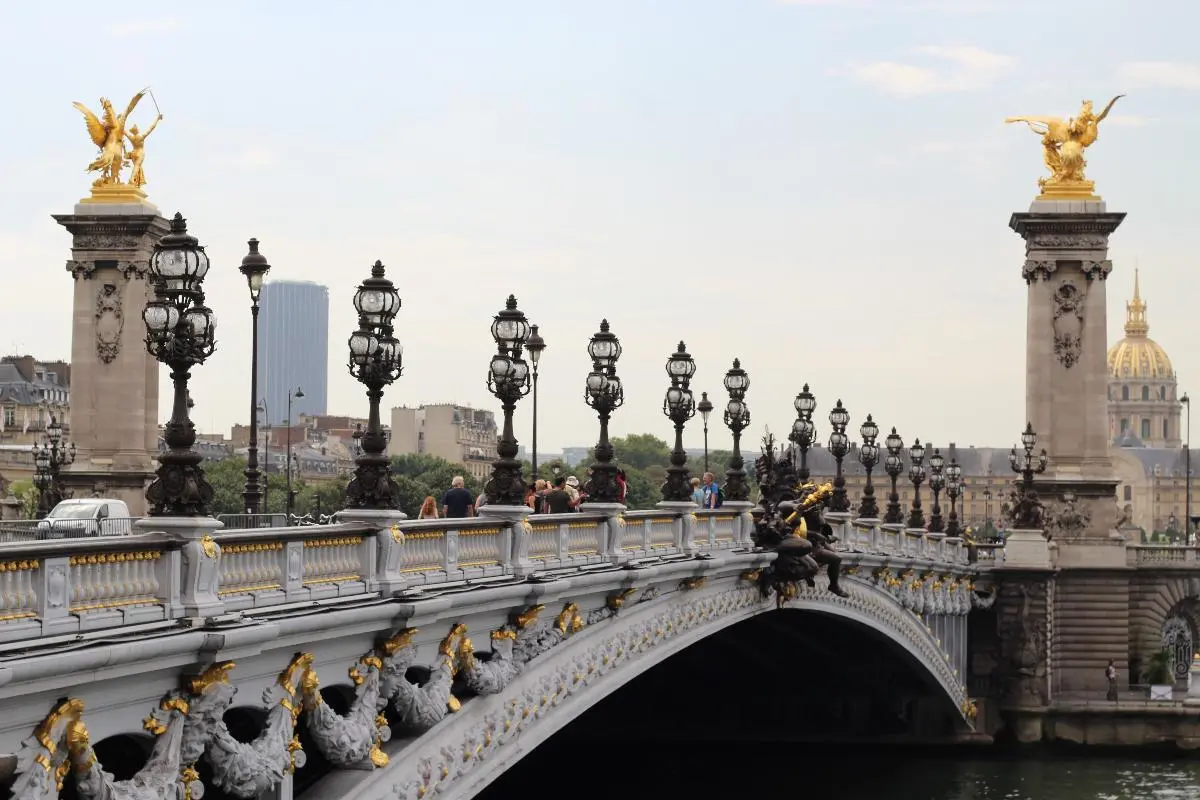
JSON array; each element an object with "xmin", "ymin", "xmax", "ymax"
[
  {"xmin": 215, "ymin": 513, "xmax": 289, "ymax": 530},
  {"xmin": 0, "ymin": 517, "xmax": 140, "ymax": 543}
]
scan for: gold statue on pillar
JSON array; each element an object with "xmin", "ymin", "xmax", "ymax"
[
  {"xmin": 71, "ymin": 88, "xmax": 162, "ymax": 204},
  {"xmin": 1005, "ymin": 96, "xmax": 1124, "ymax": 200}
]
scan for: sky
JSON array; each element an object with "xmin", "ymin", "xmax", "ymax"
[{"xmin": 1, "ymin": 0, "xmax": 1199, "ymax": 456}]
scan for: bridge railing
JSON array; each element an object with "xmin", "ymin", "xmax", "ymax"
[
  {"xmin": 1128, "ymin": 544, "xmax": 1200, "ymax": 566},
  {"xmin": 831, "ymin": 514, "xmax": 971, "ymax": 565}
]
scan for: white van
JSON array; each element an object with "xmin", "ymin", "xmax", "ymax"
[{"xmin": 36, "ymin": 499, "xmax": 134, "ymax": 538}]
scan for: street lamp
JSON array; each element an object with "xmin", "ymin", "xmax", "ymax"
[
  {"xmin": 484, "ymin": 295, "xmax": 531, "ymax": 505},
  {"xmin": 793, "ymin": 383, "xmax": 817, "ymax": 482},
  {"xmin": 828, "ymin": 399, "xmax": 851, "ymax": 512},
  {"xmin": 526, "ymin": 324, "xmax": 546, "ymax": 480},
  {"xmin": 697, "ymin": 392, "xmax": 713, "ymax": 474},
  {"xmin": 883, "ymin": 427, "xmax": 904, "ymax": 524},
  {"xmin": 344, "ymin": 260, "xmax": 403, "ymax": 509},
  {"xmin": 238, "ymin": 238, "xmax": 271, "ymax": 514},
  {"xmin": 983, "ymin": 487, "xmax": 993, "ymax": 532},
  {"xmin": 928, "ymin": 447, "xmax": 946, "ymax": 533},
  {"xmin": 661, "ymin": 342, "xmax": 696, "ymax": 502},
  {"xmin": 1009, "ymin": 422, "xmax": 1048, "ymax": 529},
  {"xmin": 1183, "ymin": 393, "xmax": 1192, "ymax": 544},
  {"xmin": 857, "ymin": 414, "xmax": 880, "ymax": 518},
  {"xmin": 945, "ymin": 457, "xmax": 963, "ymax": 536},
  {"xmin": 722, "ymin": 359, "xmax": 751, "ymax": 501},
  {"xmin": 583, "ymin": 320, "xmax": 625, "ymax": 503},
  {"xmin": 285, "ymin": 387, "xmax": 305, "ymax": 518},
  {"xmin": 142, "ymin": 213, "xmax": 217, "ymax": 516},
  {"xmin": 907, "ymin": 438, "xmax": 926, "ymax": 529},
  {"xmin": 32, "ymin": 415, "xmax": 75, "ymax": 518}
]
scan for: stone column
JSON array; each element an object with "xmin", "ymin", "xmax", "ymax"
[
  {"xmin": 337, "ymin": 508, "xmax": 408, "ymax": 595},
  {"xmin": 54, "ymin": 204, "xmax": 169, "ymax": 516},
  {"xmin": 477, "ymin": 504, "xmax": 534, "ymax": 576}
]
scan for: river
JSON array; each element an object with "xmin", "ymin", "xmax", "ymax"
[{"xmin": 482, "ymin": 744, "xmax": 1200, "ymax": 799}]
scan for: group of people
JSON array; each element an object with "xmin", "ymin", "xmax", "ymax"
[
  {"xmin": 416, "ymin": 475, "xmax": 479, "ymax": 520},
  {"xmin": 688, "ymin": 472, "xmax": 723, "ymax": 508}
]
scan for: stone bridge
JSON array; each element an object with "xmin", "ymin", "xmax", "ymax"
[{"xmin": 0, "ymin": 504, "xmax": 990, "ymax": 800}]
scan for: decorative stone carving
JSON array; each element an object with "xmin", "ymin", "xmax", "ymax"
[
  {"xmin": 1081, "ymin": 259, "xmax": 1112, "ymax": 282},
  {"xmin": 303, "ymin": 650, "xmax": 388, "ymax": 770},
  {"xmin": 68, "ymin": 260, "xmax": 97, "ymax": 280},
  {"xmin": 384, "ymin": 626, "xmax": 466, "ymax": 734},
  {"xmin": 199, "ymin": 655, "xmax": 309, "ymax": 798},
  {"xmin": 46, "ymin": 564, "xmax": 67, "ymax": 609},
  {"xmin": 1029, "ymin": 233, "xmax": 1107, "ymax": 249},
  {"xmin": 1044, "ymin": 492, "xmax": 1092, "ymax": 541},
  {"xmin": 996, "ymin": 582, "xmax": 1048, "ymax": 706},
  {"xmin": 1052, "ymin": 279, "xmax": 1085, "ymax": 368},
  {"xmin": 73, "ymin": 234, "xmax": 143, "ymax": 250},
  {"xmin": 118, "ymin": 261, "xmax": 150, "ymax": 280},
  {"xmin": 1022, "ymin": 259, "xmax": 1057, "ymax": 284},
  {"xmin": 95, "ymin": 283, "xmax": 124, "ymax": 364}
]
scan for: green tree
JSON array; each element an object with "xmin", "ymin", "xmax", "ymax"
[
  {"xmin": 8, "ymin": 479, "xmax": 38, "ymax": 519},
  {"xmin": 622, "ymin": 468, "xmax": 659, "ymax": 510}
]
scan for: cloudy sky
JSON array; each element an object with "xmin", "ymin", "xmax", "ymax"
[{"xmin": 1, "ymin": 0, "xmax": 1197, "ymax": 455}]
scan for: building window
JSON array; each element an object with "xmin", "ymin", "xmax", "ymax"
[
  {"xmin": 1123, "ymin": 485, "xmax": 1132, "ymax": 501},
  {"xmin": 1122, "ymin": 385, "xmax": 1129, "ymax": 401},
  {"xmin": 1142, "ymin": 385, "xmax": 1150, "ymax": 401},
  {"xmin": 1161, "ymin": 386, "xmax": 1167, "ymax": 400},
  {"xmin": 1164, "ymin": 419, "xmax": 1169, "ymax": 440},
  {"xmin": 2, "ymin": 406, "xmax": 13, "ymax": 429},
  {"xmin": 1120, "ymin": 418, "xmax": 1129, "ymax": 433},
  {"xmin": 1141, "ymin": 419, "xmax": 1151, "ymax": 440}
]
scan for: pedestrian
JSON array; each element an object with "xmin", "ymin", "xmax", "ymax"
[
  {"xmin": 544, "ymin": 476, "xmax": 573, "ymax": 514},
  {"xmin": 1106, "ymin": 660, "xmax": 1118, "ymax": 701},
  {"xmin": 417, "ymin": 495, "xmax": 439, "ymax": 520},
  {"xmin": 441, "ymin": 476, "xmax": 475, "ymax": 519},
  {"xmin": 701, "ymin": 472, "xmax": 719, "ymax": 509},
  {"xmin": 690, "ymin": 476, "xmax": 704, "ymax": 507}
]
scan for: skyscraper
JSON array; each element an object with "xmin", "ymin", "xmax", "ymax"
[{"xmin": 259, "ymin": 281, "xmax": 329, "ymax": 425}]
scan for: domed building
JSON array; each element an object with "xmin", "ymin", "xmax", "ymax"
[{"xmin": 1107, "ymin": 270, "xmax": 1180, "ymax": 448}]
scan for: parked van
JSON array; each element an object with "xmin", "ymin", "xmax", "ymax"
[{"xmin": 36, "ymin": 499, "xmax": 134, "ymax": 538}]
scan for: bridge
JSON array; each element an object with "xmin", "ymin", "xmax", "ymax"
[{"xmin": 0, "ymin": 504, "xmax": 988, "ymax": 799}]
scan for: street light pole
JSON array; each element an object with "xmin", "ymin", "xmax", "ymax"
[
  {"xmin": 1183, "ymin": 393, "xmax": 1192, "ymax": 544},
  {"xmin": 661, "ymin": 342, "xmax": 696, "ymax": 503},
  {"xmin": 526, "ymin": 325, "xmax": 546, "ymax": 481},
  {"xmin": 697, "ymin": 392, "xmax": 713, "ymax": 474},
  {"xmin": 286, "ymin": 386, "xmax": 304, "ymax": 518},
  {"xmin": 239, "ymin": 238, "xmax": 271, "ymax": 514}
]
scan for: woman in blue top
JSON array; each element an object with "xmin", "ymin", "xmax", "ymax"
[{"xmin": 690, "ymin": 477, "xmax": 704, "ymax": 506}]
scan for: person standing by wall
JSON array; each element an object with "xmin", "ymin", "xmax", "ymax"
[{"xmin": 441, "ymin": 476, "xmax": 475, "ymax": 519}]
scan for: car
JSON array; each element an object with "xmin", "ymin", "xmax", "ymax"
[{"xmin": 36, "ymin": 498, "xmax": 134, "ymax": 539}]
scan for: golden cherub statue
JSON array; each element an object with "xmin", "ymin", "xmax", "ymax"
[
  {"xmin": 125, "ymin": 112, "xmax": 163, "ymax": 187},
  {"xmin": 72, "ymin": 89, "xmax": 163, "ymax": 202},
  {"xmin": 1005, "ymin": 96, "xmax": 1124, "ymax": 199}
]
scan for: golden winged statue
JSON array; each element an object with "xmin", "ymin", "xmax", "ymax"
[
  {"xmin": 1005, "ymin": 95, "xmax": 1124, "ymax": 199},
  {"xmin": 72, "ymin": 90, "xmax": 147, "ymax": 188}
]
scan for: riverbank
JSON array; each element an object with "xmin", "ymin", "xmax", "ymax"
[{"xmin": 998, "ymin": 700, "xmax": 1200, "ymax": 749}]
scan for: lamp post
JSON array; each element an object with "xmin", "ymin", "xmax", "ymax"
[
  {"xmin": 582, "ymin": 320, "xmax": 624, "ymax": 503},
  {"xmin": 907, "ymin": 438, "xmax": 926, "ymax": 529},
  {"xmin": 661, "ymin": 342, "xmax": 697, "ymax": 502},
  {"xmin": 1009, "ymin": 422, "xmax": 1048, "ymax": 529},
  {"xmin": 945, "ymin": 457, "xmax": 963, "ymax": 536},
  {"xmin": 928, "ymin": 447, "xmax": 946, "ymax": 533},
  {"xmin": 142, "ymin": 213, "xmax": 217, "ymax": 516},
  {"xmin": 828, "ymin": 399, "xmax": 851, "ymax": 512},
  {"xmin": 32, "ymin": 415, "xmax": 75, "ymax": 518},
  {"xmin": 285, "ymin": 387, "xmax": 305, "ymax": 518},
  {"xmin": 526, "ymin": 324, "xmax": 546, "ymax": 480},
  {"xmin": 238, "ymin": 238, "xmax": 271, "ymax": 514},
  {"xmin": 1183, "ymin": 393, "xmax": 1192, "ymax": 544},
  {"xmin": 793, "ymin": 383, "xmax": 817, "ymax": 482},
  {"xmin": 344, "ymin": 261, "xmax": 403, "ymax": 509},
  {"xmin": 257, "ymin": 400, "xmax": 271, "ymax": 513},
  {"xmin": 883, "ymin": 427, "xmax": 904, "ymax": 524},
  {"xmin": 484, "ymin": 296, "xmax": 532, "ymax": 505},
  {"xmin": 857, "ymin": 414, "xmax": 880, "ymax": 518},
  {"xmin": 722, "ymin": 359, "xmax": 751, "ymax": 501},
  {"xmin": 983, "ymin": 487, "xmax": 993, "ymax": 533},
  {"xmin": 697, "ymin": 392, "xmax": 713, "ymax": 474}
]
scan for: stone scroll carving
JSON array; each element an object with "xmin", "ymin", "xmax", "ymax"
[
  {"xmin": 1029, "ymin": 233, "xmax": 1107, "ymax": 249},
  {"xmin": 1081, "ymin": 259, "xmax": 1112, "ymax": 282},
  {"xmin": 1022, "ymin": 259, "xmax": 1057, "ymax": 284},
  {"xmin": 95, "ymin": 283, "xmax": 124, "ymax": 364},
  {"xmin": 303, "ymin": 651, "xmax": 389, "ymax": 770},
  {"xmin": 1052, "ymin": 279, "xmax": 1085, "ymax": 368}
]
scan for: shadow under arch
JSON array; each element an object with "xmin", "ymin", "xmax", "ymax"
[{"xmin": 57, "ymin": 732, "xmax": 155, "ymax": 800}]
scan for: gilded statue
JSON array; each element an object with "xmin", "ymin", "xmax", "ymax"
[
  {"xmin": 73, "ymin": 91, "xmax": 146, "ymax": 185},
  {"xmin": 1005, "ymin": 96, "xmax": 1123, "ymax": 198},
  {"xmin": 125, "ymin": 112, "xmax": 163, "ymax": 187}
]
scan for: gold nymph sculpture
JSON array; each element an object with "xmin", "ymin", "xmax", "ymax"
[
  {"xmin": 72, "ymin": 89, "xmax": 163, "ymax": 203},
  {"xmin": 1005, "ymin": 95, "xmax": 1124, "ymax": 200}
]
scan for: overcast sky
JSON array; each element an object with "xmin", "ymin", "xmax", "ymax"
[{"xmin": 1, "ymin": 0, "xmax": 1197, "ymax": 455}]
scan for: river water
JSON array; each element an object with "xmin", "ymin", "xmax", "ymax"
[{"xmin": 483, "ymin": 745, "xmax": 1200, "ymax": 799}]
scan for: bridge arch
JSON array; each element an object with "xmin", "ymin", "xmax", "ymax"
[
  {"xmin": 314, "ymin": 575, "xmax": 971, "ymax": 800},
  {"xmin": 1130, "ymin": 575, "xmax": 1200, "ymax": 679}
]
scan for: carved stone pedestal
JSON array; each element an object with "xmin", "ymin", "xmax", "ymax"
[
  {"xmin": 477, "ymin": 504, "xmax": 533, "ymax": 576},
  {"xmin": 657, "ymin": 500, "xmax": 699, "ymax": 554},
  {"xmin": 337, "ymin": 508, "xmax": 408, "ymax": 595},
  {"xmin": 135, "ymin": 516, "xmax": 224, "ymax": 619},
  {"xmin": 54, "ymin": 204, "xmax": 169, "ymax": 516},
  {"xmin": 578, "ymin": 502, "xmax": 628, "ymax": 564}
]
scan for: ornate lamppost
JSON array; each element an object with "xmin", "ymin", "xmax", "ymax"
[
  {"xmin": 238, "ymin": 238, "xmax": 271, "ymax": 514},
  {"xmin": 792, "ymin": 384, "xmax": 817, "ymax": 482},
  {"xmin": 1009, "ymin": 422, "xmax": 1048, "ymax": 529},
  {"xmin": 828, "ymin": 399, "xmax": 851, "ymax": 512},
  {"xmin": 983, "ymin": 487, "xmax": 993, "ymax": 532},
  {"xmin": 907, "ymin": 438, "xmax": 926, "ymax": 529},
  {"xmin": 945, "ymin": 457, "xmax": 963, "ymax": 536},
  {"xmin": 661, "ymin": 342, "xmax": 696, "ymax": 502},
  {"xmin": 582, "ymin": 320, "xmax": 624, "ymax": 503},
  {"xmin": 484, "ymin": 296, "xmax": 532, "ymax": 505},
  {"xmin": 526, "ymin": 324, "xmax": 546, "ymax": 480},
  {"xmin": 928, "ymin": 447, "xmax": 946, "ymax": 533},
  {"xmin": 722, "ymin": 359, "xmax": 751, "ymax": 501},
  {"xmin": 857, "ymin": 414, "xmax": 880, "ymax": 518},
  {"xmin": 32, "ymin": 416, "xmax": 75, "ymax": 518},
  {"xmin": 883, "ymin": 427, "xmax": 904, "ymax": 524},
  {"xmin": 344, "ymin": 261, "xmax": 403, "ymax": 509},
  {"xmin": 142, "ymin": 213, "xmax": 217, "ymax": 516},
  {"xmin": 285, "ymin": 386, "xmax": 305, "ymax": 517},
  {"xmin": 697, "ymin": 391, "xmax": 713, "ymax": 474}
]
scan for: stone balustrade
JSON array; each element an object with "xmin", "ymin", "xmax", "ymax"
[
  {"xmin": 1129, "ymin": 544, "xmax": 1200, "ymax": 566},
  {"xmin": 0, "ymin": 504, "xmax": 989, "ymax": 646}
]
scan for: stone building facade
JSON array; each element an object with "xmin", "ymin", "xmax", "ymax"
[{"xmin": 389, "ymin": 404, "xmax": 498, "ymax": 481}]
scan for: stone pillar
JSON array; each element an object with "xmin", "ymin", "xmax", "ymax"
[
  {"xmin": 579, "ymin": 502, "xmax": 628, "ymax": 564},
  {"xmin": 992, "ymin": 568, "xmax": 1053, "ymax": 742},
  {"xmin": 337, "ymin": 508, "xmax": 408, "ymax": 595},
  {"xmin": 477, "ymin": 504, "xmax": 534, "ymax": 576},
  {"xmin": 657, "ymin": 500, "xmax": 698, "ymax": 554},
  {"xmin": 54, "ymin": 204, "xmax": 169, "ymax": 517},
  {"xmin": 136, "ymin": 516, "xmax": 225, "ymax": 620}
]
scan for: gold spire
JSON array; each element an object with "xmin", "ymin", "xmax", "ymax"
[{"xmin": 1125, "ymin": 268, "xmax": 1149, "ymax": 337}]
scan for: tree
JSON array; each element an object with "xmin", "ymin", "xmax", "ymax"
[{"xmin": 7, "ymin": 479, "xmax": 38, "ymax": 519}]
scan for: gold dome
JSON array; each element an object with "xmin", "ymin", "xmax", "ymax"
[{"xmin": 1107, "ymin": 269, "xmax": 1175, "ymax": 380}]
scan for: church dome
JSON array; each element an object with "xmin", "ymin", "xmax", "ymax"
[{"xmin": 1107, "ymin": 270, "xmax": 1174, "ymax": 380}]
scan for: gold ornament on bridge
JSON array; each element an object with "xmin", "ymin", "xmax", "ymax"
[
  {"xmin": 1005, "ymin": 96, "xmax": 1123, "ymax": 200},
  {"xmin": 72, "ymin": 88, "xmax": 164, "ymax": 204}
]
